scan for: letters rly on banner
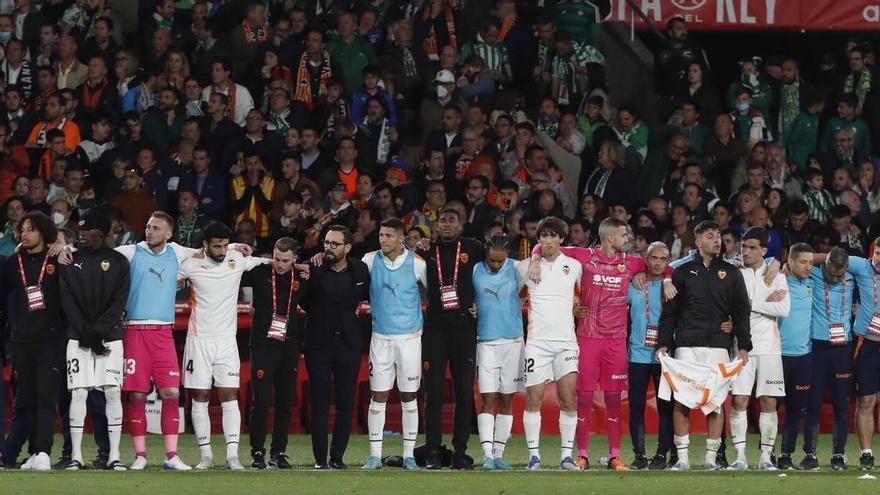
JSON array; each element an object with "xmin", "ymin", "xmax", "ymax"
[{"xmin": 607, "ymin": 0, "xmax": 880, "ymax": 30}]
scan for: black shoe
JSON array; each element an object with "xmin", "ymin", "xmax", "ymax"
[
  {"xmin": 451, "ymin": 452, "xmax": 473, "ymax": 470},
  {"xmin": 93, "ymin": 452, "xmax": 109, "ymax": 470},
  {"xmin": 329, "ymin": 458, "xmax": 347, "ymax": 470},
  {"xmin": 859, "ymin": 453, "xmax": 875, "ymax": 470},
  {"xmin": 55, "ymin": 454, "xmax": 72, "ymax": 469},
  {"xmin": 313, "ymin": 462, "xmax": 329, "ymax": 470},
  {"xmin": 777, "ymin": 454, "xmax": 794, "ymax": 470},
  {"xmin": 64, "ymin": 459, "xmax": 84, "ymax": 471},
  {"xmin": 425, "ymin": 451, "xmax": 442, "ymax": 470},
  {"xmin": 799, "ymin": 454, "xmax": 820, "ymax": 471},
  {"xmin": 715, "ymin": 452, "xmax": 729, "ymax": 469},
  {"xmin": 269, "ymin": 452, "xmax": 292, "ymax": 469},
  {"xmin": 631, "ymin": 454, "xmax": 648, "ymax": 470},
  {"xmin": 831, "ymin": 454, "xmax": 847, "ymax": 471},
  {"xmin": 669, "ymin": 453, "xmax": 678, "ymax": 467},
  {"xmin": 648, "ymin": 454, "xmax": 668, "ymax": 470},
  {"xmin": 251, "ymin": 450, "xmax": 267, "ymax": 470}
]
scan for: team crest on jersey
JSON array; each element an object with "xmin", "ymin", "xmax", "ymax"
[
  {"xmin": 459, "ymin": 253, "xmax": 469, "ymax": 264},
  {"xmin": 256, "ymin": 369, "xmax": 264, "ymax": 379},
  {"xmin": 617, "ymin": 263, "xmax": 626, "ymax": 273},
  {"xmin": 563, "ymin": 265, "xmax": 571, "ymax": 275},
  {"xmin": 423, "ymin": 361, "xmax": 430, "ymax": 371},
  {"xmin": 718, "ymin": 270, "xmax": 726, "ymax": 280},
  {"xmin": 292, "ymin": 280, "xmax": 300, "ymax": 291},
  {"xmin": 228, "ymin": 259, "xmax": 236, "ymax": 269},
  {"xmin": 46, "ymin": 263, "xmax": 55, "ymax": 275},
  {"xmin": 101, "ymin": 260, "xmax": 110, "ymax": 271}
]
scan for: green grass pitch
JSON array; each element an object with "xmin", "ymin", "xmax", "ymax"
[{"xmin": 2, "ymin": 434, "xmax": 878, "ymax": 494}]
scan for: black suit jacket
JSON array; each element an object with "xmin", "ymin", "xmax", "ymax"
[{"xmin": 300, "ymin": 258, "xmax": 371, "ymax": 353}]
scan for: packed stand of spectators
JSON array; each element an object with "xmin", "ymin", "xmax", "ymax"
[{"xmin": 0, "ymin": 0, "xmax": 875, "ymax": 269}]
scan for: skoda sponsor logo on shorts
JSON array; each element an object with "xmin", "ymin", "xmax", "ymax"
[
  {"xmin": 407, "ymin": 375, "xmax": 420, "ymax": 381},
  {"xmin": 611, "ymin": 374, "xmax": 627, "ymax": 380}
]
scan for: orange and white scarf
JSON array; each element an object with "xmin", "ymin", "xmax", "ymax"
[
  {"xmin": 421, "ymin": 3, "xmax": 456, "ymax": 61},
  {"xmin": 293, "ymin": 51, "xmax": 332, "ymax": 110},
  {"xmin": 658, "ymin": 354, "xmax": 744, "ymax": 415},
  {"xmin": 498, "ymin": 15, "xmax": 516, "ymax": 42}
]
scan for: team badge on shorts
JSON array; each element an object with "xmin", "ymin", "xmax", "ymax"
[
  {"xmin": 563, "ymin": 265, "xmax": 571, "ymax": 275},
  {"xmin": 46, "ymin": 264, "xmax": 55, "ymax": 275},
  {"xmin": 228, "ymin": 260, "xmax": 236, "ymax": 269},
  {"xmin": 718, "ymin": 270, "xmax": 726, "ymax": 280},
  {"xmin": 618, "ymin": 263, "xmax": 626, "ymax": 273},
  {"xmin": 459, "ymin": 253, "xmax": 469, "ymax": 264},
  {"xmin": 101, "ymin": 260, "xmax": 110, "ymax": 271}
]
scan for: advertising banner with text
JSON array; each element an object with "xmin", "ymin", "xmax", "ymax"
[{"xmin": 606, "ymin": 0, "xmax": 880, "ymax": 31}]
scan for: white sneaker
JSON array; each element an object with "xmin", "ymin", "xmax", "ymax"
[
  {"xmin": 20, "ymin": 454, "xmax": 35, "ymax": 470},
  {"xmin": 759, "ymin": 457, "xmax": 777, "ymax": 471},
  {"xmin": 727, "ymin": 460, "xmax": 748, "ymax": 471},
  {"xmin": 226, "ymin": 457, "xmax": 245, "ymax": 471},
  {"xmin": 703, "ymin": 462, "xmax": 720, "ymax": 471},
  {"xmin": 130, "ymin": 456, "xmax": 148, "ymax": 470},
  {"xmin": 32, "ymin": 452, "xmax": 51, "ymax": 471},
  {"xmin": 163, "ymin": 455, "xmax": 192, "ymax": 471},
  {"xmin": 669, "ymin": 461, "xmax": 690, "ymax": 471},
  {"xmin": 194, "ymin": 456, "xmax": 215, "ymax": 470}
]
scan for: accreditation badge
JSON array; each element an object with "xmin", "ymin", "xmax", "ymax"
[
  {"xmin": 440, "ymin": 285, "xmax": 460, "ymax": 310},
  {"xmin": 267, "ymin": 315, "xmax": 288, "ymax": 341},
  {"xmin": 25, "ymin": 285, "xmax": 46, "ymax": 311},
  {"xmin": 829, "ymin": 323, "xmax": 846, "ymax": 345}
]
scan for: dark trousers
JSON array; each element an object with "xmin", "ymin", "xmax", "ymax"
[
  {"xmin": 781, "ymin": 353, "xmax": 813, "ymax": 455},
  {"xmin": 304, "ymin": 341, "xmax": 360, "ymax": 463},
  {"xmin": 59, "ymin": 387, "xmax": 109, "ymax": 458},
  {"xmin": 422, "ymin": 317, "xmax": 476, "ymax": 454},
  {"xmin": 249, "ymin": 342, "xmax": 299, "ymax": 456},
  {"xmin": 0, "ymin": 362, "xmax": 5, "ymax": 462},
  {"xmin": 628, "ymin": 362, "xmax": 674, "ymax": 457},
  {"xmin": 11, "ymin": 342, "xmax": 61, "ymax": 455},
  {"xmin": 804, "ymin": 340, "xmax": 852, "ymax": 455}
]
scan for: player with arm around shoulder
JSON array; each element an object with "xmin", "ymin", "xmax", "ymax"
[
  {"xmin": 178, "ymin": 222, "xmax": 273, "ymax": 471},
  {"xmin": 59, "ymin": 210, "xmax": 131, "ymax": 471},
  {"xmin": 518, "ymin": 217, "xmax": 582, "ymax": 471},
  {"xmin": 361, "ymin": 218, "xmax": 428, "ymax": 471},
  {"xmin": 472, "ymin": 234, "xmax": 527, "ymax": 471}
]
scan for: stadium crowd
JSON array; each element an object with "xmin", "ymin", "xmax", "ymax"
[{"xmin": 0, "ymin": 0, "xmax": 878, "ymax": 475}]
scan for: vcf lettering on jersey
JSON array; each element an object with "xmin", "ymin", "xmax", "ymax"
[{"xmin": 593, "ymin": 273, "xmax": 623, "ymax": 286}]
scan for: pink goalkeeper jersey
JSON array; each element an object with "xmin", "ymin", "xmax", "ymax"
[{"xmin": 562, "ymin": 247, "xmax": 647, "ymax": 339}]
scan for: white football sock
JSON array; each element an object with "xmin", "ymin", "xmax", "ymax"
[
  {"xmin": 401, "ymin": 400, "xmax": 418, "ymax": 459},
  {"xmin": 191, "ymin": 400, "xmax": 213, "ymax": 458},
  {"xmin": 759, "ymin": 411, "xmax": 778, "ymax": 456},
  {"xmin": 367, "ymin": 400, "xmax": 386, "ymax": 458},
  {"xmin": 523, "ymin": 410, "xmax": 541, "ymax": 459},
  {"xmin": 674, "ymin": 435, "xmax": 689, "ymax": 465},
  {"xmin": 221, "ymin": 400, "xmax": 241, "ymax": 459},
  {"xmin": 493, "ymin": 414, "xmax": 513, "ymax": 459},
  {"xmin": 69, "ymin": 388, "xmax": 88, "ymax": 463},
  {"xmin": 706, "ymin": 438, "xmax": 721, "ymax": 465},
  {"xmin": 559, "ymin": 410, "xmax": 577, "ymax": 460},
  {"xmin": 477, "ymin": 413, "xmax": 494, "ymax": 458},
  {"xmin": 103, "ymin": 386, "xmax": 123, "ymax": 463},
  {"xmin": 730, "ymin": 408, "xmax": 748, "ymax": 461}
]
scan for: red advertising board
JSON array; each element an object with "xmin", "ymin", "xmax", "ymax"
[{"xmin": 606, "ymin": 0, "xmax": 880, "ymax": 31}]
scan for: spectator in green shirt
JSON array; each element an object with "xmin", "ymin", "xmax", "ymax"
[
  {"xmin": 784, "ymin": 87, "xmax": 825, "ymax": 173},
  {"xmin": 820, "ymin": 92, "xmax": 871, "ymax": 155},
  {"xmin": 325, "ymin": 11, "xmax": 377, "ymax": 96}
]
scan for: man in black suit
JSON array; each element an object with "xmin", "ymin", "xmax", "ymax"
[
  {"xmin": 464, "ymin": 175, "xmax": 501, "ymax": 239},
  {"xmin": 301, "ymin": 225, "xmax": 370, "ymax": 469}
]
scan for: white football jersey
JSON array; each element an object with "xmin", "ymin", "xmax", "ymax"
[
  {"xmin": 179, "ymin": 250, "xmax": 271, "ymax": 338},
  {"xmin": 518, "ymin": 253, "xmax": 581, "ymax": 342}
]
